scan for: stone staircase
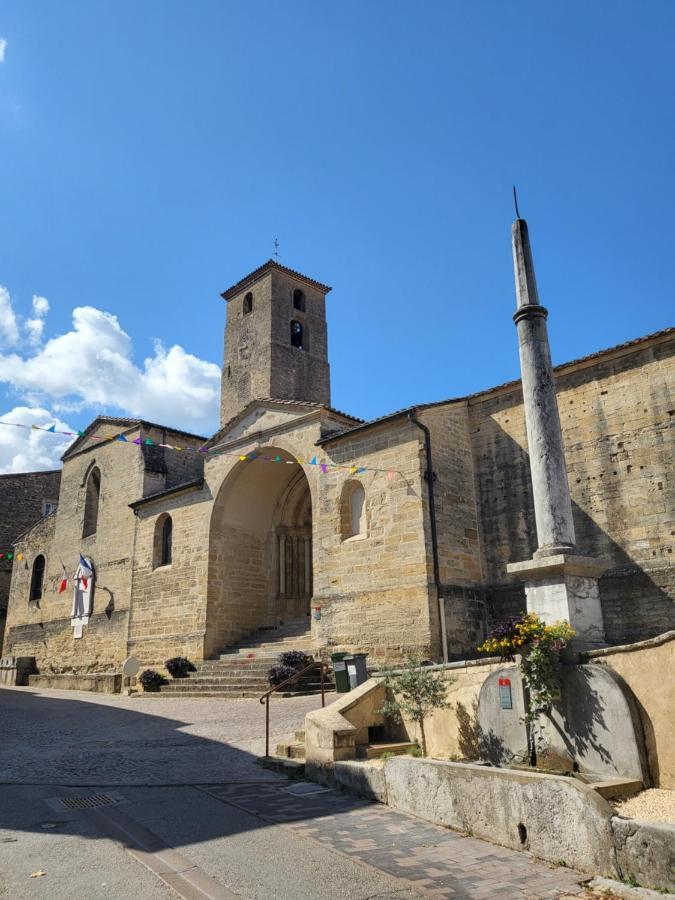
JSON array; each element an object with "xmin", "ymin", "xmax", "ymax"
[{"xmin": 154, "ymin": 616, "xmax": 333, "ymax": 699}]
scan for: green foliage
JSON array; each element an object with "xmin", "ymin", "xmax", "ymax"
[
  {"xmin": 477, "ymin": 613, "xmax": 575, "ymax": 759},
  {"xmin": 379, "ymin": 751, "xmax": 395, "ymax": 761},
  {"xmin": 378, "ymin": 654, "xmax": 452, "ymax": 756},
  {"xmin": 407, "ymin": 744, "xmax": 423, "ymax": 758}
]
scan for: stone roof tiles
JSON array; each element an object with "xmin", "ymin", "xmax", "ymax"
[{"xmin": 220, "ymin": 260, "xmax": 332, "ymax": 300}]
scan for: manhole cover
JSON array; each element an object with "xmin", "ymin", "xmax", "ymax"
[{"xmin": 58, "ymin": 794, "xmax": 119, "ymax": 810}]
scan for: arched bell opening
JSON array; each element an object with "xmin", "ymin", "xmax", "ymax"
[{"xmin": 205, "ymin": 447, "xmax": 313, "ymax": 657}]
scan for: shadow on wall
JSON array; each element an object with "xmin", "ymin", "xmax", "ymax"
[
  {"xmin": 455, "ymin": 698, "xmax": 509, "ymax": 765},
  {"xmin": 473, "ymin": 417, "xmax": 674, "ymax": 646}
]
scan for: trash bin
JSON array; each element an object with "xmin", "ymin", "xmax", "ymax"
[
  {"xmin": 344, "ymin": 653, "xmax": 369, "ymax": 690},
  {"xmin": 331, "ymin": 652, "xmax": 350, "ymax": 693}
]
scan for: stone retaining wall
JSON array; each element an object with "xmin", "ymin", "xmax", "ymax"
[
  {"xmin": 28, "ymin": 672, "xmax": 122, "ymax": 693},
  {"xmin": 306, "ymin": 755, "xmax": 675, "ymax": 892}
]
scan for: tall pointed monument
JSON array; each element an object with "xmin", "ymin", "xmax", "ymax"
[{"xmin": 506, "ymin": 215, "xmax": 607, "ymax": 654}]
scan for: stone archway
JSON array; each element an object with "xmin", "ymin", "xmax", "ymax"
[{"xmin": 205, "ymin": 447, "xmax": 313, "ymax": 658}]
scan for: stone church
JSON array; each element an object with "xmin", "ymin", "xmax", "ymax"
[{"xmin": 3, "ymin": 252, "xmax": 674, "ymax": 677}]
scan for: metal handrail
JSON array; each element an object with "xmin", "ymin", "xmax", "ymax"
[{"xmin": 259, "ymin": 659, "xmax": 330, "ymax": 758}]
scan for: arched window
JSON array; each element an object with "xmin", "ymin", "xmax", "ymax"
[
  {"xmin": 292, "ymin": 288, "xmax": 305, "ymax": 312},
  {"xmin": 153, "ymin": 514, "xmax": 173, "ymax": 568},
  {"xmin": 243, "ymin": 292, "xmax": 253, "ymax": 315},
  {"xmin": 340, "ymin": 481, "xmax": 367, "ymax": 540},
  {"xmin": 30, "ymin": 554, "xmax": 45, "ymax": 602},
  {"xmin": 82, "ymin": 467, "xmax": 101, "ymax": 538},
  {"xmin": 290, "ymin": 320, "xmax": 306, "ymax": 350}
]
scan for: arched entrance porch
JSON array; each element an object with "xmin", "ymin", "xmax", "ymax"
[{"xmin": 205, "ymin": 447, "xmax": 313, "ymax": 658}]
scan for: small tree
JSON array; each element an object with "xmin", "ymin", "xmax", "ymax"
[{"xmin": 378, "ymin": 654, "xmax": 451, "ymax": 757}]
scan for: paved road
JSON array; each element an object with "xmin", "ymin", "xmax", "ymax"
[{"xmin": 0, "ymin": 686, "xmax": 586, "ymax": 899}]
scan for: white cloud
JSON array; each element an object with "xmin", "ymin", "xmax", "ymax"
[
  {"xmin": 23, "ymin": 294, "xmax": 50, "ymax": 346},
  {"xmin": 0, "ymin": 286, "xmax": 20, "ymax": 347},
  {"xmin": 32, "ymin": 295, "xmax": 49, "ymax": 317},
  {"xmin": 24, "ymin": 318, "xmax": 45, "ymax": 345},
  {"xmin": 0, "ymin": 39, "xmax": 6, "ymax": 63},
  {"xmin": 0, "ymin": 406, "xmax": 74, "ymax": 474},
  {"xmin": 0, "ymin": 302, "xmax": 221, "ymax": 434}
]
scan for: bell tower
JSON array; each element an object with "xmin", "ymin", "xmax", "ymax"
[{"xmin": 219, "ymin": 260, "xmax": 332, "ymax": 426}]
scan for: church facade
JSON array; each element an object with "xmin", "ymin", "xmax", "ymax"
[{"xmin": 3, "ymin": 259, "xmax": 674, "ymax": 676}]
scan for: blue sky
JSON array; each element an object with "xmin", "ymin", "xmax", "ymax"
[{"xmin": 0, "ymin": 1, "xmax": 673, "ymax": 470}]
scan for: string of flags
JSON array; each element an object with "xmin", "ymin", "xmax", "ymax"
[
  {"xmin": 0, "ymin": 418, "xmax": 399, "ymax": 479},
  {"xmin": 0, "ymin": 420, "xmax": 403, "ymax": 559}
]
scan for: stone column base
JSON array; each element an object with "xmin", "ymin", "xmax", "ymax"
[{"xmin": 506, "ymin": 554, "xmax": 608, "ymax": 654}]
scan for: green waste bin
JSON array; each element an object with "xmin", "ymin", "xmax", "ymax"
[
  {"xmin": 344, "ymin": 653, "xmax": 369, "ymax": 690},
  {"xmin": 331, "ymin": 652, "xmax": 350, "ymax": 693}
]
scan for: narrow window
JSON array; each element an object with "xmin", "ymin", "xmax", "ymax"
[
  {"xmin": 243, "ymin": 292, "xmax": 253, "ymax": 315},
  {"xmin": 30, "ymin": 554, "xmax": 45, "ymax": 602},
  {"xmin": 161, "ymin": 516, "xmax": 172, "ymax": 566},
  {"xmin": 153, "ymin": 514, "xmax": 173, "ymax": 568},
  {"xmin": 291, "ymin": 320, "xmax": 305, "ymax": 349},
  {"xmin": 340, "ymin": 481, "xmax": 367, "ymax": 539},
  {"xmin": 82, "ymin": 467, "xmax": 101, "ymax": 538},
  {"xmin": 292, "ymin": 288, "xmax": 305, "ymax": 312},
  {"xmin": 350, "ymin": 484, "xmax": 366, "ymax": 536}
]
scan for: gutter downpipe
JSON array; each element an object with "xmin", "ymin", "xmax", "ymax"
[{"xmin": 408, "ymin": 410, "xmax": 449, "ymax": 664}]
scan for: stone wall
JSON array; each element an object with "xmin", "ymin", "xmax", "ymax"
[
  {"xmin": 585, "ymin": 631, "xmax": 675, "ymax": 788},
  {"xmin": 315, "ymin": 418, "xmax": 435, "ymax": 662},
  {"xmin": 127, "ymin": 484, "xmax": 211, "ymax": 667},
  {"xmin": 0, "ymin": 469, "xmax": 61, "ymax": 643},
  {"xmin": 3, "ymin": 423, "xmax": 143, "ymax": 671},
  {"xmin": 469, "ymin": 330, "xmax": 675, "ymax": 642},
  {"xmin": 417, "ymin": 405, "xmax": 486, "ymax": 658},
  {"xmin": 221, "ymin": 267, "xmax": 331, "ymax": 426},
  {"xmin": 3, "ymin": 420, "xmax": 206, "ymax": 674}
]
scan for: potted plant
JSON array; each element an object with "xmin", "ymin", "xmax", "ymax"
[
  {"xmin": 267, "ymin": 664, "xmax": 298, "ymax": 686},
  {"xmin": 164, "ymin": 657, "xmax": 196, "ymax": 679},
  {"xmin": 139, "ymin": 669, "xmax": 166, "ymax": 692},
  {"xmin": 280, "ymin": 650, "xmax": 312, "ymax": 670}
]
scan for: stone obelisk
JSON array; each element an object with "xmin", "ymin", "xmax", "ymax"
[{"xmin": 506, "ymin": 217, "xmax": 607, "ymax": 654}]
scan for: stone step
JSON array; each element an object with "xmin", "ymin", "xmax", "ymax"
[
  {"xmin": 256, "ymin": 756, "xmax": 305, "ymax": 778},
  {"xmin": 357, "ymin": 742, "xmax": 419, "ymax": 760},
  {"xmin": 142, "ymin": 690, "xmax": 264, "ymax": 699},
  {"xmin": 589, "ymin": 778, "xmax": 643, "ymax": 800},
  {"xmin": 275, "ymin": 741, "xmax": 305, "ymax": 760},
  {"xmin": 160, "ymin": 681, "xmax": 270, "ymax": 692}
]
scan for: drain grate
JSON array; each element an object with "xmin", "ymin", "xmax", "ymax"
[{"xmin": 58, "ymin": 794, "xmax": 119, "ymax": 810}]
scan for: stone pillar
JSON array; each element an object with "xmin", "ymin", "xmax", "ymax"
[
  {"xmin": 304, "ymin": 536, "xmax": 312, "ymax": 597},
  {"xmin": 512, "ymin": 219, "xmax": 576, "ymax": 557},
  {"xmin": 278, "ymin": 535, "xmax": 286, "ymax": 595},
  {"xmin": 506, "ymin": 218, "xmax": 607, "ymax": 653}
]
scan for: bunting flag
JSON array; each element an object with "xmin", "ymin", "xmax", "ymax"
[{"xmin": 0, "ymin": 418, "xmax": 402, "ymax": 487}]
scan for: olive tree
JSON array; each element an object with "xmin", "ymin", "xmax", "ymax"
[{"xmin": 378, "ymin": 654, "xmax": 451, "ymax": 757}]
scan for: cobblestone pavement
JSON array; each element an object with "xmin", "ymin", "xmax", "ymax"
[
  {"xmin": 0, "ymin": 685, "xmax": 322, "ymax": 784},
  {"xmin": 200, "ymin": 782, "xmax": 586, "ymax": 900}
]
